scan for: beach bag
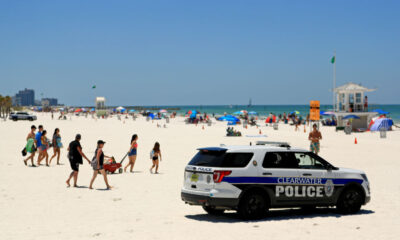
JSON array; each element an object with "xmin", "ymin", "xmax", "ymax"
[
  {"xmin": 21, "ymin": 147, "xmax": 27, "ymax": 157},
  {"xmin": 150, "ymin": 150, "xmax": 154, "ymax": 159}
]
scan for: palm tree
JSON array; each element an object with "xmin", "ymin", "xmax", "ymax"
[{"xmin": 0, "ymin": 95, "xmax": 4, "ymax": 118}]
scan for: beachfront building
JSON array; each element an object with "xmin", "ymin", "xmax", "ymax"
[{"xmin": 333, "ymin": 82, "xmax": 377, "ymax": 129}]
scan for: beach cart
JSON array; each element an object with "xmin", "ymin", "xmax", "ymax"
[{"xmin": 103, "ymin": 153, "xmax": 128, "ymax": 174}]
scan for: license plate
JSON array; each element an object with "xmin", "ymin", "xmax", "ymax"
[{"xmin": 191, "ymin": 173, "xmax": 199, "ymax": 182}]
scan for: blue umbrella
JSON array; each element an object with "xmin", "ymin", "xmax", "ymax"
[
  {"xmin": 233, "ymin": 111, "xmax": 242, "ymax": 115},
  {"xmin": 370, "ymin": 118, "xmax": 393, "ymax": 131},
  {"xmin": 371, "ymin": 109, "xmax": 390, "ymax": 115},
  {"xmin": 218, "ymin": 115, "xmax": 239, "ymax": 122},
  {"xmin": 129, "ymin": 109, "xmax": 136, "ymax": 113},
  {"xmin": 248, "ymin": 111, "xmax": 258, "ymax": 115},
  {"xmin": 343, "ymin": 115, "xmax": 360, "ymax": 120}
]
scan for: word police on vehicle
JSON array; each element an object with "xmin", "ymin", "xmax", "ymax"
[{"xmin": 181, "ymin": 141, "xmax": 370, "ymax": 219}]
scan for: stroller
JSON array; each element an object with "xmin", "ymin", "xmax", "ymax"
[{"xmin": 103, "ymin": 153, "xmax": 128, "ymax": 174}]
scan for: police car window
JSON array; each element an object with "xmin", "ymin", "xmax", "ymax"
[
  {"xmin": 295, "ymin": 152, "xmax": 326, "ymax": 169},
  {"xmin": 188, "ymin": 151, "xmax": 253, "ymax": 168},
  {"xmin": 263, "ymin": 152, "xmax": 298, "ymax": 168},
  {"xmin": 221, "ymin": 153, "xmax": 253, "ymax": 168}
]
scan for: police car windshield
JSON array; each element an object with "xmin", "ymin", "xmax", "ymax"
[{"xmin": 189, "ymin": 150, "xmax": 254, "ymax": 168}]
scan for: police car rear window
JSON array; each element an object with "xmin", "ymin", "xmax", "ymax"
[{"xmin": 189, "ymin": 151, "xmax": 253, "ymax": 168}]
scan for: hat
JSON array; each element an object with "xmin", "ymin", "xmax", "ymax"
[
  {"xmin": 97, "ymin": 140, "xmax": 106, "ymax": 145},
  {"xmin": 75, "ymin": 134, "xmax": 81, "ymax": 140}
]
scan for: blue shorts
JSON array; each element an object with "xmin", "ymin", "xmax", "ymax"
[{"xmin": 128, "ymin": 149, "xmax": 137, "ymax": 156}]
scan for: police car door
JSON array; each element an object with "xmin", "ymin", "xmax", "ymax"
[
  {"xmin": 261, "ymin": 151, "xmax": 301, "ymax": 206},
  {"xmin": 295, "ymin": 152, "xmax": 336, "ymax": 204}
]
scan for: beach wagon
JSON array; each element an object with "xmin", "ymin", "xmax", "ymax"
[{"xmin": 181, "ymin": 142, "xmax": 371, "ymax": 219}]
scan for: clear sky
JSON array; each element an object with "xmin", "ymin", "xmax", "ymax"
[{"xmin": 0, "ymin": 0, "xmax": 399, "ymax": 106}]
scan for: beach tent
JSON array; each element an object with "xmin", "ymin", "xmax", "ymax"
[
  {"xmin": 371, "ymin": 109, "xmax": 390, "ymax": 115},
  {"xmin": 343, "ymin": 115, "xmax": 360, "ymax": 120},
  {"xmin": 218, "ymin": 115, "xmax": 239, "ymax": 122},
  {"xmin": 148, "ymin": 113, "xmax": 155, "ymax": 119},
  {"xmin": 370, "ymin": 118, "xmax": 393, "ymax": 131}
]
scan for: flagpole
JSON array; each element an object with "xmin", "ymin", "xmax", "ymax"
[{"xmin": 333, "ymin": 50, "xmax": 336, "ymax": 111}]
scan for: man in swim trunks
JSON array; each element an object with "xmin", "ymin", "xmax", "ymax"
[
  {"xmin": 35, "ymin": 125, "xmax": 44, "ymax": 165},
  {"xmin": 309, "ymin": 123, "xmax": 322, "ymax": 155},
  {"xmin": 66, "ymin": 134, "xmax": 90, "ymax": 187},
  {"xmin": 24, "ymin": 125, "xmax": 37, "ymax": 166}
]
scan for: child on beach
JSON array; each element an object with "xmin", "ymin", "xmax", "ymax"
[
  {"xmin": 124, "ymin": 134, "xmax": 138, "ymax": 173},
  {"xmin": 89, "ymin": 140, "xmax": 112, "ymax": 190},
  {"xmin": 150, "ymin": 142, "xmax": 162, "ymax": 174},
  {"xmin": 49, "ymin": 128, "xmax": 62, "ymax": 165},
  {"xmin": 23, "ymin": 125, "xmax": 37, "ymax": 167}
]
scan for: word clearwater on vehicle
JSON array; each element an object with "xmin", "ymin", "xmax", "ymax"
[
  {"xmin": 9, "ymin": 112, "xmax": 37, "ymax": 121},
  {"xmin": 181, "ymin": 142, "xmax": 370, "ymax": 219}
]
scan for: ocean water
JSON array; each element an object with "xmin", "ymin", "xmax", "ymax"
[{"xmin": 124, "ymin": 104, "xmax": 400, "ymax": 122}]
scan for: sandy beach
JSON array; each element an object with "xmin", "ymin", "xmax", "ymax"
[{"xmin": 1, "ymin": 113, "xmax": 399, "ymax": 240}]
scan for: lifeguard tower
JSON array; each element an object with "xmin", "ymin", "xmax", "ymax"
[
  {"xmin": 95, "ymin": 97, "xmax": 107, "ymax": 117},
  {"xmin": 333, "ymin": 83, "xmax": 377, "ymax": 129}
]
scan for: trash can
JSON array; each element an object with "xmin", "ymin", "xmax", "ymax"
[
  {"xmin": 208, "ymin": 120, "xmax": 212, "ymax": 126},
  {"xmin": 166, "ymin": 117, "xmax": 170, "ymax": 123},
  {"xmin": 273, "ymin": 123, "xmax": 278, "ymax": 130},
  {"xmin": 380, "ymin": 129, "xmax": 387, "ymax": 138},
  {"xmin": 344, "ymin": 126, "xmax": 352, "ymax": 135}
]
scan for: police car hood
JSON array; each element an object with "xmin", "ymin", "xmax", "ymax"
[{"xmin": 338, "ymin": 167, "xmax": 364, "ymax": 174}]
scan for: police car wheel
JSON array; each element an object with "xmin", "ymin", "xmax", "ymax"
[
  {"xmin": 202, "ymin": 206, "xmax": 225, "ymax": 215},
  {"xmin": 337, "ymin": 188, "xmax": 363, "ymax": 214},
  {"xmin": 238, "ymin": 192, "xmax": 268, "ymax": 220}
]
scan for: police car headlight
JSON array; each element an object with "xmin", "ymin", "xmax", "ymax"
[{"xmin": 361, "ymin": 174, "xmax": 368, "ymax": 182}]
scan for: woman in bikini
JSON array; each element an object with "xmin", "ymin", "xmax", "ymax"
[
  {"xmin": 49, "ymin": 128, "xmax": 62, "ymax": 165},
  {"xmin": 124, "ymin": 134, "xmax": 138, "ymax": 173},
  {"xmin": 39, "ymin": 130, "xmax": 49, "ymax": 166},
  {"xmin": 24, "ymin": 125, "xmax": 37, "ymax": 167},
  {"xmin": 150, "ymin": 142, "xmax": 162, "ymax": 174},
  {"xmin": 89, "ymin": 140, "xmax": 112, "ymax": 190}
]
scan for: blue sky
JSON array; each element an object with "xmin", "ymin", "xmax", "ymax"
[{"xmin": 0, "ymin": 0, "xmax": 399, "ymax": 106}]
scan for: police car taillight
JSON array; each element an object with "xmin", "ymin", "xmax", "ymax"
[{"xmin": 213, "ymin": 171, "xmax": 231, "ymax": 183}]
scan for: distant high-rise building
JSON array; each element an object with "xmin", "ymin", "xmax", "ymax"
[
  {"xmin": 42, "ymin": 98, "xmax": 58, "ymax": 106},
  {"xmin": 14, "ymin": 88, "xmax": 35, "ymax": 106}
]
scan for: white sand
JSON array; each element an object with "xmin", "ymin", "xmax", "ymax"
[{"xmin": 0, "ymin": 113, "xmax": 399, "ymax": 240}]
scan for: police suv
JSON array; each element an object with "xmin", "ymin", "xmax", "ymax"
[{"xmin": 181, "ymin": 141, "xmax": 370, "ymax": 219}]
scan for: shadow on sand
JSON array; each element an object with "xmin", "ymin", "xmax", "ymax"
[{"xmin": 185, "ymin": 208, "xmax": 374, "ymax": 223}]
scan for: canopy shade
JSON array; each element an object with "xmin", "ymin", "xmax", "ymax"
[{"xmin": 343, "ymin": 115, "xmax": 360, "ymax": 120}]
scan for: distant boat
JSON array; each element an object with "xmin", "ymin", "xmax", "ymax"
[{"xmin": 248, "ymin": 98, "xmax": 252, "ymax": 108}]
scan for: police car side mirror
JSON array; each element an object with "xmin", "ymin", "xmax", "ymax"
[{"xmin": 327, "ymin": 165, "xmax": 333, "ymax": 171}]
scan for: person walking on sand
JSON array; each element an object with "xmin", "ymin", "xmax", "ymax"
[
  {"xmin": 24, "ymin": 125, "xmax": 37, "ymax": 167},
  {"xmin": 35, "ymin": 125, "xmax": 44, "ymax": 165},
  {"xmin": 49, "ymin": 128, "xmax": 62, "ymax": 165},
  {"xmin": 124, "ymin": 134, "xmax": 138, "ymax": 172},
  {"xmin": 66, "ymin": 134, "xmax": 90, "ymax": 187},
  {"xmin": 38, "ymin": 130, "xmax": 49, "ymax": 166},
  {"xmin": 150, "ymin": 142, "xmax": 162, "ymax": 174},
  {"xmin": 89, "ymin": 140, "xmax": 112, "ymax": 190},
  {"xmin": 309, "ymin": 124, "xmax": 322, "ymax": 155}
]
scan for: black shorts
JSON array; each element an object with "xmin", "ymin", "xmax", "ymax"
[
  {"xmin": 152, "ymin": 156, "xmax": 158, "ymax": 161},
  {"xmin": 70, "ymin": 161, "xmax": 79, "ymax": 172}
]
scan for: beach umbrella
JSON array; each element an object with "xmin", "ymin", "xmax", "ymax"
[
  {"xmin": 290, "ymin": 111, "xmax": 300, "ymax": 115},
  {"xmin": 218, "ymin": 115, "xmax": 239, "ymax": 122},
  {"xmin": 149, "ymin": 113, "xmax": 155, "ymax": 119},
  {"xmin": 129, "ymin": 109, "xmax": 136, "ymax": 113},
  {"xmin": 159, "ymin": 109, "xmax": 168, "ymax": 113},
  {"xmin": 81, "ymin": 108, "xmax": 87, "ymax": 112},
  {"xmin": 370, "ymin": 118, "xmax": 393, "ymax": 131},
  {"xmin": 248, "ymin": 111, "xmax": 258, "ymax": 115},
  {"xmin": 90, "ymin": 108, "xmax": 96, "ymax": 112},
  {"xmin": 233, "ymin": 111, "xmax": 242, "ymax": 115},
  {"xmin": 321, "ymin": 111, "xmax": 335, "ymax": 116},
  {"xmin": 188, "ymin": 110, "xmax": 198, "ymax": 118},
  {"xmin": 343, "ymin": 115, "xmax": 360, "ymax": 120},
  {"xmin": 74, "ymin": 108, "xmax": 82, "ymax": 113},
  {"xmin": 371, "ymin": 109, "xmax": 390, "ymax": 115}
]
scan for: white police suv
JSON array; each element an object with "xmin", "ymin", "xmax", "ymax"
[{"xmin": 181, "ymin": 142, "xmax": 370, "ymax": 219}]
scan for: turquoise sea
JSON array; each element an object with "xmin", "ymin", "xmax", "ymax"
[{"xmin": 121, "ymin": 104, "xmax": 400, "ymax": 123}]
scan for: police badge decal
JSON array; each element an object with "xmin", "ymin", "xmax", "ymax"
[{"xmin": 324, "ymin": 180, "xmax": 334, "ymax": 197}]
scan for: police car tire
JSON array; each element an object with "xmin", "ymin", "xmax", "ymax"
[
  {"xmin": 238, "ymin": 192, "xmax": 268, "ymax": 220},
  {"xmin": 336, "ymin": 188, "xmax": 363, "ymax": 214},
  {"xmin": 202, "ymin": 206, "xmax": 225, "ymax": 215}
]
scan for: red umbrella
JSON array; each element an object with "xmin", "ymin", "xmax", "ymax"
[{"xmin": 74, "ymin": 108, "xmax": 82, "ymax": 113}]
